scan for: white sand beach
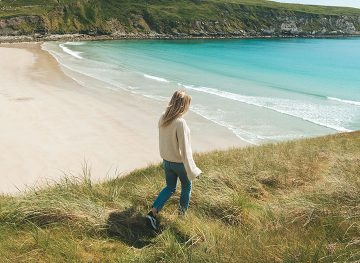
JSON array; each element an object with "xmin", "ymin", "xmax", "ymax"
[{"xmin": 0, "ymin": 43, "xmax": 247, "ymax": 194}]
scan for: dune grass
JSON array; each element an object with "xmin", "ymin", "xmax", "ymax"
[{"xmin": 0, "ymin": 131, "xmax": 359, "ymax": 262}]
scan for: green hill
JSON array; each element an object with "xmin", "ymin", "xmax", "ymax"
[
  {"xmin": 0, "ymin": 0, "xmax": 360, "ymax": 39},
  {"xmin": 0, "ymin": 131, "xmax": 359, "ymax": 262}
]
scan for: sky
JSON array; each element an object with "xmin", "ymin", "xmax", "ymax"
[{"xmin": 272, "ymin": 0, "xmax": 360, "ymax": 9}]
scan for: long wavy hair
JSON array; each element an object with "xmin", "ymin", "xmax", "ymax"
[{"xmin": 160, "ymin": 90, "xmax": 191, "ymax": 127}]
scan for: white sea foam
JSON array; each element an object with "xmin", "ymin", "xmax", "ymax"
[
  {"xmin": 127, "ymin": 86, "xmax": 138, "ymax": 90},
  {"xmin": 182, "ymin": 84, "xmax": 354, "ymax": 133},
  {"xmin": 59, "ymin": 44, "xmax": 83, "ymax": 59},
  {"xmin": 327, "ymin": 97, "xmax": 360, "ymax": 106},
  {"xmin": 143, "ymin": 74, "xmax": 169, "ymax": 82},
  {"xmin": 64, "ymin": 41, "xmax": 85, "ymax": 46},
  {"xmin": 43, "ymin": 43, "xmax": 132, "ymax": 92},
  {"xmin": 199, "ymin": 111, "xmax": 303, "ymax": 144},
  {"xmin": 191, "ymin": 105, "xmax": 265, "ymax": 145},
  {"xmin": 142, "ymin": 94, "xmax": 168, "ymax": 101},
  {"xmin": 128, "ymin": 88, "xmax": 168, "ymax": 101}
]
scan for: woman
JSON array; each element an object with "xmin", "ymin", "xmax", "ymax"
[{"xmin": 146, "ymin": 90, "xmax": 202, "ymax": 230}]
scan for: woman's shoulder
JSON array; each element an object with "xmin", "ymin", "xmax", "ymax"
[
  {"xmin": 176, "ymin": 116, "xmax": 186, "ymax": 124},
  {"xmin": 176, "ymin": 117, "xmax": 190, "ymax": 131}
]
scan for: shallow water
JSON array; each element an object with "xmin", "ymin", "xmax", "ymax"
[{"xmin": 43, "ymin": 38, "xmax": 360, "ymax": 144}]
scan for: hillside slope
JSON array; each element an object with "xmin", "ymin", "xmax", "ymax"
[
  {"xmin": 0, "ymin": 131, "xmax": 359, "ymax": 262},
  {"xmin": 0, "ymin": 0, "xmax": 360, "ymax": 40}
]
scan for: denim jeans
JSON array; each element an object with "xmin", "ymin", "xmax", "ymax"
[{"xmin": 152, "ymin": 159, "xmax": 192, "ymax": 212}]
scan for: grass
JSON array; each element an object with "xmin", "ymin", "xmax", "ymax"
[
  {"xmin": 0, "ymin": 131, "xmax": 359, "ymax": 262},
  {"xmin": 212, "ymin": 0, "xmax": 360, "ymax": 15},
  {"xmin": 1, "ymin": 0, "xmax": 360, "ymax": 35}
]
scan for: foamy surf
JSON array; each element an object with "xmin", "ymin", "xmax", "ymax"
[
  {"xmin": 182, "ymin": 84, "xmax": 354, "ymax": 133},
  {"xmin": 191, "ymin": 105, "xmax": 262, "ymax": 145},
  {"xmin": 64, "ymin": 42, "xmax": 85, "ymax": 46},
  {"xmin": 143, "ymin": 74, "xmax": 169, "ymax": 82},
  {"xmin": 59, "ymin": 44, "xmax": 83, "ymax": 59},
  {"xmin": 327, "ymin": 97, "xmax": 360, "ymax": 106}
]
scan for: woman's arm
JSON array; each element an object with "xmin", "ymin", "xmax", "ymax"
[{"xmin": 177, "ymin": 119, "xmax": 202, "ymax": 180}]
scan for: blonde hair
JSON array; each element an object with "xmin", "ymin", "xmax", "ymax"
[{"xmin": 161, "ymin": 90, "xmax": 191, "ymax": 127}]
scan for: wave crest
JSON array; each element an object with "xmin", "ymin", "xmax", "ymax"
[
  {"xmin": 64, "ymin": 41, "xmax": 85, "ymax": 46},
  {"xmin": 59, "ymin": 44, "xmax": 83, "ymax": 59},
  {"xmin": 143, "ymin": 74, "xmax": 169, "ymax": 82},
  {"xmin": 327, "ymin": 97, "xmax": 360, "ymax": 106}
]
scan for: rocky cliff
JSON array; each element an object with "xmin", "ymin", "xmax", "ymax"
[{"xmin": 0, "ymin": 0, "xmax": 360, "ymax": 40}]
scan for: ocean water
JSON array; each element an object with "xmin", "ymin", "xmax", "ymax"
[{"xmin": 43, "ymin": 38, "xmax": 360, "ymax": 144}]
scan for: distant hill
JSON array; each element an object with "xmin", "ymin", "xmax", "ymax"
[
  {"xmin": 1, "ymin": 0, "xmax": 360, "ymax": 40},
  {"xmin": 0, "ymin": 131, "xmax": 359, "ymax": 262}
]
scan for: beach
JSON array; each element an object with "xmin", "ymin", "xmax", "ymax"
[{"xmin": 0, "ymin": 43, "xmax": 247, "ymax": 194}]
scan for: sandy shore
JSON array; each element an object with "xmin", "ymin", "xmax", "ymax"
[{"xmin": 0, "ymin": 43, "xmax": 247, "ymax": 194}]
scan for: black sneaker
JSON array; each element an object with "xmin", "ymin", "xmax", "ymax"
[
  {"xmin": 178, "ymin": 207, "xmax": 187, "ymax": 216},
  {"xmin": 146, "ymin": 211, "xmax": 157, "ymax": 231}
]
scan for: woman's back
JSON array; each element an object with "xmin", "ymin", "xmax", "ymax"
[
  {"xmin": 158, "ymin": 113, "xmax": 185, "ymax": 163},
  {"xmin": 158, "ymin": 113, "xmax": 201, "ymax": 180}
]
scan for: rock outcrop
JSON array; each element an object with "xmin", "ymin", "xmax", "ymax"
[
  {"xmin": 0, "ymin": 16, "xmax": 45, "ymax": 36},
  {"xmin": 0, "ymin": 2, "xmax": 360, "ymax": 41}
]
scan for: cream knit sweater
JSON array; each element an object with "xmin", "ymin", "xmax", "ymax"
[{"xmin": 158, "ymin": 113, "xmax": 202, "ymax": 180}]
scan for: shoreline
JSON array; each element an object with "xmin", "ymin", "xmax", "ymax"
[
  {"xmin": 0, "ymin": 42, "xmax": 248, "ymax": 195},
  {"xmin": 1, "ymin": 33, "xmax": 360, "ymax": 44}
]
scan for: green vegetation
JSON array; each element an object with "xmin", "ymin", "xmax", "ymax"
[
  {"xmin": 211, "ymin": 0, "xmax": 360, "ymax": 15},
  {"xmin": 0, "ymin": 131, "xmax": 359, "ymax": 262},
  {"xmin": 1, "ymin": 0, "xmax": 360, "ymax": 36}
]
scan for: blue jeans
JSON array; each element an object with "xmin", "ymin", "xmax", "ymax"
[{"xmin": 152, "ymin": 159, "xmax": 192, "ymax": 212}]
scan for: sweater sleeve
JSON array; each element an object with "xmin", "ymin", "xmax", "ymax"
[{"xmin": 176, "ymin": 119, "xmax": 202, "ymax": 180}]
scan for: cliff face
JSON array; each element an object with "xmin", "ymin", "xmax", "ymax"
[
  {"xmin": 275, "ymin": 15, "xmax": 360, "ymax": 36},
  {"xmin": 0, "ymin": 16, "xmax": 45, "ymax": 36},
  {"xmin": 117, "ymin": 13, "xmax": 360, "ymax": 37},
  {"xmin": 0, "ymin": 1, "xmax": 360, "ymax": 39}
]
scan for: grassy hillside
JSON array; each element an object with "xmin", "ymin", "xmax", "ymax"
[
  {"xmin": 0, "ymin": 131, "xmax": 359, "ymax": 262},
  {"xmin": 0, "ymin": 0, "xmax": 360, "ymax": 37},
  {"xmin": 1, "ymin": 0, "xmax": 360, "ymax": 18}
]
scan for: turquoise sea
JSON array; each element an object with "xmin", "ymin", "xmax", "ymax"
[{"xmin": 43, "ymin": 38, "xmax": 360, "ymax": 144}]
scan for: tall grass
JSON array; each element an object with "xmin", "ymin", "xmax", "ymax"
[{"xmin": 0, "ymin": 131, "xmax": 359, "ymax": 262}]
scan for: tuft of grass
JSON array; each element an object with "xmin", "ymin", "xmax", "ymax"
[{"xmin": 0, "ymin": 131, "xmax": 359, "ymax": 262}]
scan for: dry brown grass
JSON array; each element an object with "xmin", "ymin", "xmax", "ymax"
[{"xmin": 0, "ymin": 131, "xmax": 359, "ymax": 262}]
